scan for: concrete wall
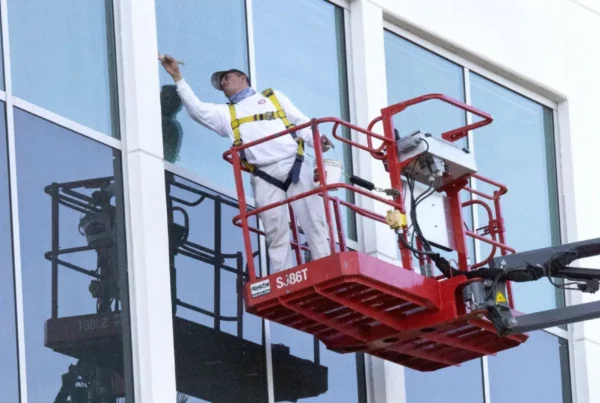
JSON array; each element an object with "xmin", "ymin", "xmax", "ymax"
[{"xmin": 349, "ymin": 0, "xmax": 600, "ymax": 402}]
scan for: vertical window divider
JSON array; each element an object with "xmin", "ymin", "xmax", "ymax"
[
  {"xmin": 244, "ymin": 1, "xmax": 273, "ymax": 401},
  {"xmin": 465, "ymin": 66, "xmax": 491, "ymax": 403},
  {"xmin": 245, "ymin": 0, "xmax": 258, "ymax": 91},
  {"xmin": 0, "ymin": 0, "xmax": 29, "ymax": 400},
  {"xmin": 113, "ymin": 0, "xmax": 177, "ymax": 401}
]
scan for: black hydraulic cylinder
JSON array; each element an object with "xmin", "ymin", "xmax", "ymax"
[{"xmin": 350, "ymin": 175, "xmax": 375, "ymax": 191}]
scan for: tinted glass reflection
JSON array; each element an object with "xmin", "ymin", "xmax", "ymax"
[
  {"xmin": 488, "ymin": 331, "xmax": 571, "ymax": 403},
  {"xmin": 166, "ymin": 173, "xmax": 267, "ymax": 402},
  {"xmin": 252, "ymin": 1, "xmax": 364, "ymax": 400},
  {"xmin": 15, "ymin": 109, "xmax": 133, "ymax": 402},
  {"xmin": 0, "ymin": 27, "xmax": 5, "ymax": 90},
  {"xmin": 9, "ymin": 0, "xmax": 119, "ymax": 136},
  {"xmin": 384, "ymin": 31, "xmax": 467, "ymax": 147},
  {"xmin": 405, "ymin": 358, "xmax": 484, "ymax": 403},
  {"xmin": 470, "ymin": 73, "xmax": 561, "ymax": 314},
  {"xmin": 384, "ymin": 31, "xmax": 475, "ymax": 273},
  {"xmin": 253, "ymin": 0, "xmax": 356, "ymax": 241},
  {"xmin": 0, "ymin": 104, "xmax": 18, "ymax": 401},
  {"xmin": 155, "ymin": 0, "xmax": 249, "ymax": 192}
]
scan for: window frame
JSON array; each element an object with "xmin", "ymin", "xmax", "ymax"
[
  {"xmin": 383, "ymin": 19, "xmax": 573, "ymax": 403},
  {"xmin": 383, "ymin": 22, "xmax": 559, "ymax": 110},
  {"xmin": 0, "ymin": 0, "xmax": 132, "ymax": 400},
  {"xmin": 160, "ymin": 1, "xmax": 361, "ymax": 253},
  {"xmin": 248, "ymin": 2, "xmax": 365, "ymax": 402},
  {"xmin": 158, "ymin": 1, "xmax": 363, "ymax": 402},
  {"xmin": 382, "ymin": 22, "xmax": 564, "ymax": 301}
]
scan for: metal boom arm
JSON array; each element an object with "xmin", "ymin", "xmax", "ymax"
[{"xmin": 463, "ymin": 237, "xmax": 600, "ymax": 336}]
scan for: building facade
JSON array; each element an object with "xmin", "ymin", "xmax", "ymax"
[{"xmin": 0, "ymin": 0, "xmax": 598, "ymax": 402}]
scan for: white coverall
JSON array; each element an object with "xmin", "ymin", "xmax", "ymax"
[{"xmin": 176, "ymin": 79, "xmax": 331, "ymax": 272}]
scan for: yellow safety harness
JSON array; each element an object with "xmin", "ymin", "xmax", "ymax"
[{"xmin": 228, "ymin": 89, "xmax": 305, "ymax": 191}]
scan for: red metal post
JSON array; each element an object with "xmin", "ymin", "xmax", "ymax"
[
  {"xmin": 493, "ymin": 190, "xmax": 514, "ymax": 307},
  {"xmin": 380, "ymin": 110, "xmax": 412, "ymax": 270},
  {"xmin": 312, "ymin": 120, "xmax": 336, "ymax": 255},
  {"xmin": 289, "ymin": 205, "xmax": 302, "ymax": 266},
  {"xmin": 231, "ymin": 150, "xmax": 258, "ymax": 282},
  {"xmin": 332, "ymin": 198, "xmax": 347, "ymax": 252},
  {"xmin": 447, "ymin": 181, "xmax": 469, "ymax": 271},
  {"xmin": 462, "ymin": 199, "xmax": 498, "ymax": 270}
]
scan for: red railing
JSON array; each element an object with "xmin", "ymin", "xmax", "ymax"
[
  {"xmin": 365, "ymin": 94, "xmax": 494, "ymax": 160},
  {"xmin": 223, "ymin": 117, "xmax": 401, "ymax": 282},
  {"xmin": 463, "ymin": 173, "xmax": 515, "ymax": 305},
  {"xmin": 223, "ymin": 94, "xmax": 515, "ymax": 308}
]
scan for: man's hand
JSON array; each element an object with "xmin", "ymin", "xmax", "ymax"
[
  {"xmin": 159, "ymin": 54, "xmax": 182, "ymax": 82},
  {"xmin": 321, "ymin": 135, "xmax": 334, "ymax": 152}
]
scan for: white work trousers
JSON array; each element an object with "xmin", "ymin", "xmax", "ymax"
[{"xmin": 251, "ymin": 155, "xmax": 331, "ymax": 273}]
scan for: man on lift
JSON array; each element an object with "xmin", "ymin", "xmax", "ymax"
[{"xmin": 160, "ymin": 55, "xmax": 333, "ymax": 273}]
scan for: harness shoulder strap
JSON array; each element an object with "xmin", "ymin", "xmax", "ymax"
[
  {"xmin": 228, "ymin": 103, "xmax": 256, "ymax": 173},
  {"xmin": 262, "ymin": 88, "xmax": 294, "ymax": 129},
  {"xmin": 227, "ymin": 103, "xmax": 241, "ymax": 145},
  {"xmin": 261, "ymin": 89, "xmax": 304, "ymax": 158}
]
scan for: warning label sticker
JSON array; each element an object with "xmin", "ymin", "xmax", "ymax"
[
  {"xmin": 495, "ymin": 291, "xmax": 507, "ymax": 304},
  {"xmin": 250, "ymin": 279, "xmax": 271, "ymax": 298}
]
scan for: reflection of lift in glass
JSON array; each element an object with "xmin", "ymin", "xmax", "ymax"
[
  {"xmin": 166, "ymin": 172, "xmax": 328, "ymax": 402},
  {"xmin": 43, "ymin": 177, "xmax": 126, "ymax": 403},
  {"xmin": 43, "ymin": 174, "xmax": 328, "ymax": 402}
]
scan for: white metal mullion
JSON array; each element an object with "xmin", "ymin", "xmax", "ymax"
[
  {"xmin": 327, "ymin": 0, "xmax": 350, "ymax": 10},
  {"xmin": 0, "ymin": 90, "xmax": 6, "ymax": 101},
  {"xmin": 12, "ymin": 97, "xmax": 121, "ymax": 150},
  {"xmin": 552, "ymin": 106, "xmax": 578, "ymax": 402},
  {"xmin": 246, "ymin": 0, "xmax": 258, "ymax": 91},
  {"xmin": 114, "ymin": 0, "xmax": 177, "ymax": 401},
  {"xmin": 1, "ymin": 0, "xmax": 28, "ymax": 400},
  {"xmin": 464, "ymin": 68, "xmax": 480, "ymax": 261},
  {"xmin": 481, "ymin": 356, "xmax": 492, "ymax": 403},
  {"xmin": 260, "ymin": 217, "xmax": 274, "ymax": 403},
  {"xmin": 464, "ymin": 66, "xmax": 492, "ymax": 403},
  {"xmin": 244, "ymin": 1, "xmax": 273, "ymax": 401}
]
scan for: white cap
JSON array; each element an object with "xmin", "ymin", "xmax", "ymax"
[{"xmin": 210, "ymin": 69, "xmax": 250, "ymax": 90}]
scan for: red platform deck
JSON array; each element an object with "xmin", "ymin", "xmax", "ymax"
[{"xmin": 246, "ymin": 251, "xmax": 528, "ymax": 371}]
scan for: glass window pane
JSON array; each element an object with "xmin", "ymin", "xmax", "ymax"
[
  {"xmin": 489, "ymin": 331, "xmax": 571, "ymax": 403},
  {"xmin": 253, "ymin": 0, "xmax": 356, "ymax": 241},
  {"xmin": 0, "ymin": 103, "xmax": 18, "ymax": 401},
  {"xmin": 384, "ymin": 31, "xmax": 467, "ymax": 147},
  {"xmin": 9, "ymin": 1, "xmax": 119, "ymax": 137},
  {"xmin": 166, "ymin": 173, "xmax": 268, "ymax": 402},
  {"xmin": 15, "ymin": 109, "xmax": 134, "ymax": 402},
  {"xmin": 253, "ymin": 0, "xmax": 359, "ymax": 402},
  {"xmin": 384, "ymin": 31, "xmax": 475, "ymax": 271},
  {"xmin": 405, "ymin": 359, "xmax": 484, "ymax": 403},
  {"xmin": 470, "ymin": 73, "xmax": 561, "ymax": 314},
  {"xmin": 0, "ymin": 22, "xmax": 5, "ymax": 91},
  {"xmin": 253, "ymin": 2, "xmax": 363, "ymax": 400},
  {"xmin": 155, "ymin": 0, "xmax": 249, "ymax": 192}
]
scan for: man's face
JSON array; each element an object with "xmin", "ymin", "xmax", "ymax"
[{"xmin": 220, "ymin": 72, "xmax": 248, "ymax": 98}]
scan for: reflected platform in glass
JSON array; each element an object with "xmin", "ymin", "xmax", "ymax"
[
  {"xmin": 165, "ymin": 173, "xmax": 328, "ymax": 402},
  {"xmin": 43, "ymin": 177, "xmax": 130, "ymax": 401},
  {"xmin": 15, "ymin": 109, "xmax": 133, "ymax": 402}
]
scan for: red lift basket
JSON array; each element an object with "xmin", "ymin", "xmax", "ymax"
[{"xmin": 223, "ymin": 94, "xmax": 528, "ymax": 372}]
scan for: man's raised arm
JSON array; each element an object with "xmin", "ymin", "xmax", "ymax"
[{"xmin": 160, "ymin": 55, "xmax": 230, "ymax": 137}]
